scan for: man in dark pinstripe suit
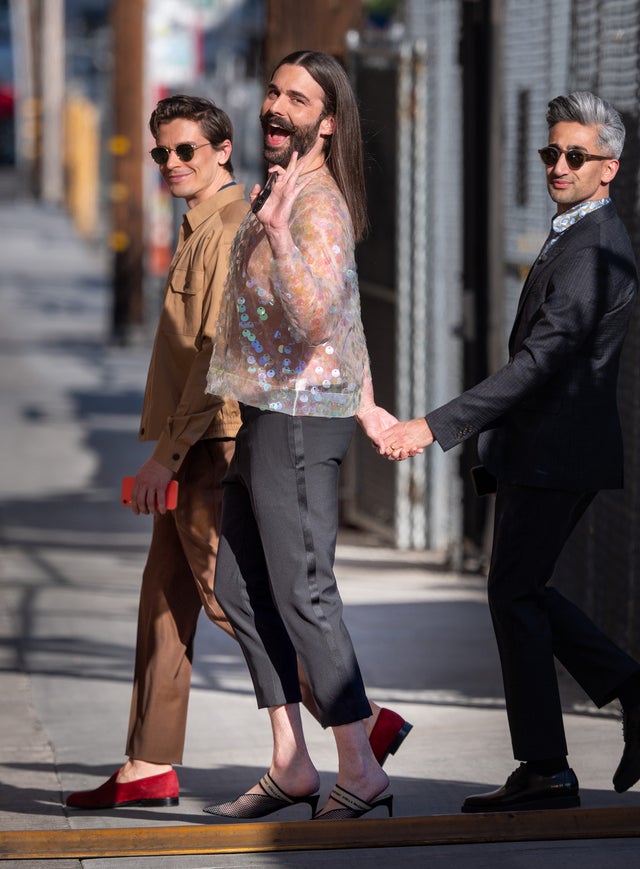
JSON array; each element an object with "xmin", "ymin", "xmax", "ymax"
[{"xmin": 378, "ymin": 92, "xmax": 640, "ymax": 812}]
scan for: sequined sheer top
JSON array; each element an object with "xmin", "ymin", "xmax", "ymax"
[{"xmin": 206, "ymin": 168, "xmax": 369, "ymax": 417}]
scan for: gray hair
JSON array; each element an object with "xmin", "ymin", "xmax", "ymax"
[{"xmin": 546, "ymin": 92, "xmax": 625, "ymax": 158}]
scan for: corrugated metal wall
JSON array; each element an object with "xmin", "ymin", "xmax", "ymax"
[
  {"xmin": 501, "ymin": 0, "xmax": 571, "ymax": 352},
  {"xmin": 550, "ymin": 0, "xmax": 640, "ymax": 660},
  {"xmin": 496, "ymin": 0, "xmax": 640, "ymax": 660}
]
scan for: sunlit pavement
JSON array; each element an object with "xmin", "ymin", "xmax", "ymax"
[{"xmin": 1, "ymin": 190, "xmax": 639, "ymax": 867}]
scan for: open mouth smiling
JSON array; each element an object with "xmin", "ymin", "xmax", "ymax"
[{"xmin": 263, "ymin": 115, "xmax": 296, "ymax": 149}]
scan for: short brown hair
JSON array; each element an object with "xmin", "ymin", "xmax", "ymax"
[{"xmin": 149, "ymin": 94, "xmax": 234, "ymax": 173}]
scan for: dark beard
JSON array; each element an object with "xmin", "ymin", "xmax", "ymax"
[{"xmin": 260, "ymin": 111, "xmax": 325, "ymax": 167}]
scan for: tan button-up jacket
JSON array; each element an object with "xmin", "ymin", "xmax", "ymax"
[{"xmin": 139, "ymin": 184, "xmax": 248, "ymax": 472}]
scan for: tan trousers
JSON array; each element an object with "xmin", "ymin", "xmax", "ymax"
[{"xmin": 125, "ymin": 438, "xmax": 235, "ymax": 764}]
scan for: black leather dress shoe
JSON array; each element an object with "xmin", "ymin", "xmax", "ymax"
[
  {"xmin": 613, "ymin": 704, "xmax": 640, "ymax": 792},
  {"xmin": 461, "ymin": 764, "xmax": 580, "ymax": 813}
]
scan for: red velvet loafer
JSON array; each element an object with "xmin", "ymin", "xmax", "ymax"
[
  {"xmin": 369, "ymin": 708, "xmax": 413, "ymax": 765},
  {"xmin": 65, "ymin": 769, "xmax": 179, "ymax": 809}
]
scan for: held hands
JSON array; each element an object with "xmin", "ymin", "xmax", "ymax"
[
  {"xmin": 377, "ymin": 417, "xmax": 435, "ymax": 461},
  {"xmin": 129, "ymin": 458, "xmax": 174, "ymax": 516},
  {"xmin": 357, "ymin": 404, "xmax": 400, "ymax": 448},
  {"xmin": 357, "ymin": 380, "xmax": 434, "ymax": 460}
]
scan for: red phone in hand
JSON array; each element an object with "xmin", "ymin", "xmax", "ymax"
[{"xmin": 121, "ymin": 477, "xmax": 179, "ymax": 510}]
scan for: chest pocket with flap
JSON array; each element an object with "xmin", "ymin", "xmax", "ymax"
[{"xmin": 161, "ymin": 266, "xmax": 205, "ymax": 337}]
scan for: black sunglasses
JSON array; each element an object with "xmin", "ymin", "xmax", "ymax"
[
  {"xmin": 150, "ymin": 142, "xmax": 213, "ymax": 165},
  {"xmin": 538, "ymin": 145, "xmax": 610, "ymax": 170}
]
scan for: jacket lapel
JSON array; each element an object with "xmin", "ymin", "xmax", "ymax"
[
  {"xmin": 509, "ymin": 236, "xmax": 568, "ymax": 349},
  {"xmin": 508, "ymin": 203, "xmax": 615, "ymax": 351}
]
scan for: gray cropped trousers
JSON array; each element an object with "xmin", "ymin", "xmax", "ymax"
[{"xmin": 213, "ymin": 404, "xmax": 370, "ymax": 728}]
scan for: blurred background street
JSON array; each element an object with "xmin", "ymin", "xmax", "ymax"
[{"xmin": 3, "ymin": 1, "xmax": 640, "ymax": 866}]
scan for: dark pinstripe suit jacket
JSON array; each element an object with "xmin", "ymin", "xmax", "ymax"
[{"xmin": 427, "ymin": 202, "xmax": 638, "ymax": 491}]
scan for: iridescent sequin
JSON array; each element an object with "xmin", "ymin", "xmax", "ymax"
[{"xmin": 207, "ymin": 170, "xmax": 369, "ymax": 417}]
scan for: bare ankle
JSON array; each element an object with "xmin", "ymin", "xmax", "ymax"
[
  {"xmin": 364, "ymin": 703, "xmax": 381, "ymax": 737},
  {"xmin": 269, "ymin": 760, "xmax": 320, "ymax": 797},
  {"xmin": 117, "ymin": 759, "xmax": 173, "ymax": 782}
]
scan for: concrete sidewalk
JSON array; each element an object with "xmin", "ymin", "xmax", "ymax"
[{"xmin": 1, "ymin": 192, "xmax": 640, "ymax": 867}]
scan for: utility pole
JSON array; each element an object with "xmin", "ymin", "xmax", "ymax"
[
  {"xmin": 40, "ymin": 0, "xmax": 64, "ymax": 204},
  {"xmin": 263, "ymin": 0, "xmax": 362, "ymax": 78},
  {"xmin": 110, "ymin": 0, "xmax": 145, "ymax": 343},
  {"xmin": 9, "ymin": 0, "xmax": 39, "ymax": 196}
]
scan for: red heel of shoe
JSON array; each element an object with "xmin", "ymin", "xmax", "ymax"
[
  {"xmin": 369, "ymin": 708, "xmax": 413, "ymax": 765},
  {"xmin": 65, "ymin": 769, "xmax": 179, "ymax": 809}
]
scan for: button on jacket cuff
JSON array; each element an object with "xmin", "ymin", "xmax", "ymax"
[
  {"xmin": 151, "ymin": 437, "xmax": 188, "ymax": 473},
  {"xmin": 151, "ymin": 422, "xmax": 238, "ymax": 473},
  {"xmin": 426, "ymin": 407, "xmax": 476, "ymax": 453}
]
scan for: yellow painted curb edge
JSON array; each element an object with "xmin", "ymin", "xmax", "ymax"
[{"xmin": 2, "ymin": 808, "xmax": 640, "ymax": 860}]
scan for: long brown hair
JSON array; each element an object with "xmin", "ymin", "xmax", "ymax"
[{"xmin": 272, "ymin": 51, "xmax": 368, "ymax": 241}]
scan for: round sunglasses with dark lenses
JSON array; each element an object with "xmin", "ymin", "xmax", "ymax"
[
  {"xmin": 150, "ymin": 142, "xmax": 213, "ymax": 165},
  {"xmin": 538, "ymin": 145, "xmax": 610, "ymax": 170}
]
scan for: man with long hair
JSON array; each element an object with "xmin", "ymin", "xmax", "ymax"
[{"xmin": 203, "ymin": 51, "xmax": 401, "ymax": 821}]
